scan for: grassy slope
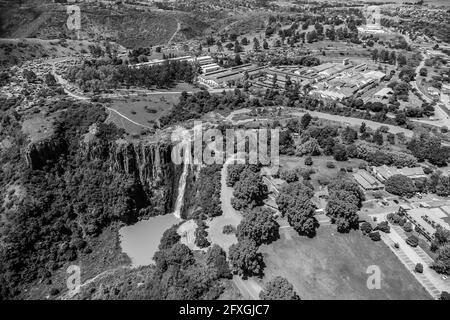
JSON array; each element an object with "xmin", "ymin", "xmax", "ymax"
[{"xmin": 260, "ymin": 225, "xmax": 432, "ymax": 300}]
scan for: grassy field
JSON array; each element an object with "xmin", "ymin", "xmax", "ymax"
[
  {"xmin": 108, "ymin": 93, "xmax": 182, "ymax": 134},
  {"xmin": 259, "ymin": 225, "xmax": 431, "ymax": 300}
]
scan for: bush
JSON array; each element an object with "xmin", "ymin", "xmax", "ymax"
[
  {"xmin": 304, "ymin": 156, "xmax": 313, "ymax": 166},
  {"xmin": 406, "ymin": 235, "xmax": 419, "ymax": 247},
  {"xmin": 440, "ymin": 291, "xmax": 450, "ymax": 300},
  {"xmin": 403, "ymin": 221, "xmax": 413, "ymax": 233},
  {"xmin": 375, "ymin": 221, "xmax": 390, "ymax": 233},
  {"xmin": 326, "ymin": 161, "xmax": 336, "ymax": 168},
  {"xmin": 222, "ymin": 225, "xmax": 236, "ymax": 234},
  {"xmin": 415, "ymin": 263, "xmax": 423, "ymax": 273},
  {"xmin": 360, "ymin": 222, "xmax": 372, "ymax": 235},
  {"xmin": 369, "ymin": 231, "xmax": 381, "ymax": 241},
  {"xmin": 394, "ymin": 242, "xmax": 400, "ymax": 249}
]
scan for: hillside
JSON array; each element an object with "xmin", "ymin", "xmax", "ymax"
[{"xmin": 0, "ymin": 2, "xmax": 208, "ymax": 49}]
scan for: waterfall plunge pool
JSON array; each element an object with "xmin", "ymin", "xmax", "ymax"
[{"xmin": 119, "ymin": 214, "xmax": 181, "ymax": 267}]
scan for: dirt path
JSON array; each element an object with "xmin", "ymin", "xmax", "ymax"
[
  {"xmin": 206, "ymin": 153, "xmax": 263, "ymax": 300},
  {"xmin": 168, "ymin": 19, "xmax": 181, "ymax": 44}
]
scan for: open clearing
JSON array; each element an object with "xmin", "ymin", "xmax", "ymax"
[{"xmin": 259, "ymin": 225, "xmax": 432, "ymax": 300}]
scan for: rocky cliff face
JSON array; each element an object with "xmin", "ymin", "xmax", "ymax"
[
  {"xmin": 24, "ymin": 138, "xmax": 66, "ymax": 170},
  {"xmin": 85, "ymin": 137, "xmax": 197, "ymax": 218},
  {"xmin": 23, "ymin": 132, "xmax": 199, "ymax": 218}
]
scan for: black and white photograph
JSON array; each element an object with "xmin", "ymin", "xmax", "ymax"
[{"xmin": 0, "ymin": 0, "xmax": 449, "ymax": 309}]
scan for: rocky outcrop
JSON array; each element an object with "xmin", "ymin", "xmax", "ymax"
[
  {"xmin": 85, "ymin": 137, "xmax": 195, "ymax": 218},
  {"xmin": 24, "ymin": 138, "xmax": 66, "ymax": 170},
  {"xmin": 23, "ymin": 131, "xmax": 197, "ymax": 218}
]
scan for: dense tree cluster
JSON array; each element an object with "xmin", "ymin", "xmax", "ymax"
[
  {"xmin": 0, "ymin": 102, "xmax": 151, "ymax": 299},
  {"xmin": 231, "ymin": 168, "xmax": 268, "ymax": 211},
  {"xmin": 236, "ymin": 207, "xmax": 280, "ymax": 246},
  {"xmin": 150, "ymin": 242, "xmax": 225, "ymax": 299},
  {"xmin": 326, "ymin": 176, "xmax": 364, "ymax": 233},
  {"xmin": 276, "ymin": 182, "xmax": 319, "ymax": 237},
  {"xmin": 228, "ymin": 239, "xmax": 264, "ymax": 278},
  {"xmin": 385, "ymin": 174, "xmax": 416, "ymax": 197},
  {"xmin": 160, "ymin": 90, "xmax": 260, "ymax": 126},
  {"xmin": 408, "ymin": 133, "xmax": 450, "ymax": 167},
  {"xmin": 65, "ymin": 59, "xmax": 195, "ymax": 92},
  {"xmin": 195, "ymin": 165, "xmax": 222, "ymax": 218}
]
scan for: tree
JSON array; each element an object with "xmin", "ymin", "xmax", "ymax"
[
  {"xmin": 333, "ymin": 144, "xmax": 348, "ymax": 161},
  {"xmin": 385, "ymin": 174, "xmax": 416, "ymax": 197},
  {"xmin": 360, "ymin": 222, "xmax": 373, "ymax": 235},
  {"xmin": 375, "ymin": 221, "xmax": 390, "ymax": 233},
  {"xmin": 328, "ymin": 178, "xmax": 365, "ymax": 208},
  {"xmin": 369, "ymin": 231, "xmax": 381, "ymax": 241},
  {"xmin": 253, "ymin": 37, "xmax": 261, "ymax": 51},
  {"xmin": 372, "ymin": 130, "xmax": 384, "ymax": 145},
  {"xmin": 301, "ymin": 113, "xmax": 312, "ymax": 129},
  {"xmin": 259, "ymin": 277, "xmax": 300, "ymax": 300},
  {"xmin": 159, "ymin": 225, "xmax": 181, "ymax": 250},
  {"xmin": 415, "ymin": 263, "xmax": 423, "ymax": 273},
  {"xmin": 276, "ymin": 182, "xmax": 319, "ymax": 237},
  {"xmin": 228, "ymin": 239, "xmax": 264, "ymax": 277},
  {"xmin": 431, "ymin": 227, "xmax": 450, "ymax": 252},
  {"xmin": 326, "ymin": 191, "xmax": 359, "ymax": 233},
  {"xmin": 236, "ymin": 207, "xmax": 280, "ymax": 246},
  {"xmin": 432, "ymin": 244, "xmax": 450, "ymax": 275},
  {"xmin": 195, "ymin": 222, "xmax": 211, "ymax": 248},
  {"xmin": 231, "ymin": 169, "xmax": 268, "ymax": 210},
  {"xmin": 227, "ymin": 164, "xmax": 246, "ymax": 187},
  {"xmin": 359, "ymin": 122, "xmax": 367, "ymax": 134},
  {"xmin": 205, "ymin": 245, "xmax": 232, "ymax": 279}
]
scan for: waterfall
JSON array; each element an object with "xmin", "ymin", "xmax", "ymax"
[{"xmin": 173, "ymin": 156, "xmax": 189, "ymax": 220}]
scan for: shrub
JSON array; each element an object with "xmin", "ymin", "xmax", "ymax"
[
  {"xmin": 403, "ymin": 221, "xmax": 413, "ymax": 233},
  {"xmin": 326, "ymin": 161, "xmax": 336, "ymax": 168},
  {"xmin": 375, "ymin": 221, "xmax": 390, "ymax": 233},
  {"xmin": 369, "ymin": 231, "xmax": 381, "ymax": 241},
  {"xmin": 304, "ymin": 156, "xmax": 313, "ymax": 166},
  {"xmin": 360, "ymin": 222, "xmax": 373, "ymax": 235},
  {"xmin": 394, "ymin": 242, "xmax": 400, "ymax": 249},
  {"xmin": 415, "ymin": 263, "xmax": 423, "ymax": 273},
  {"xmin": 223, "ymin": 225, "xmax": 236, "ymax": 234}
]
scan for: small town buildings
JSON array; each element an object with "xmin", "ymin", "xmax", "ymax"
[
  {"xmin": 374, "ymin": 87, "xmax": 394, "ymax": 100},
  {"xmin": 404, "ymin": 207, "xmax": 450, "ymax": 241}
]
